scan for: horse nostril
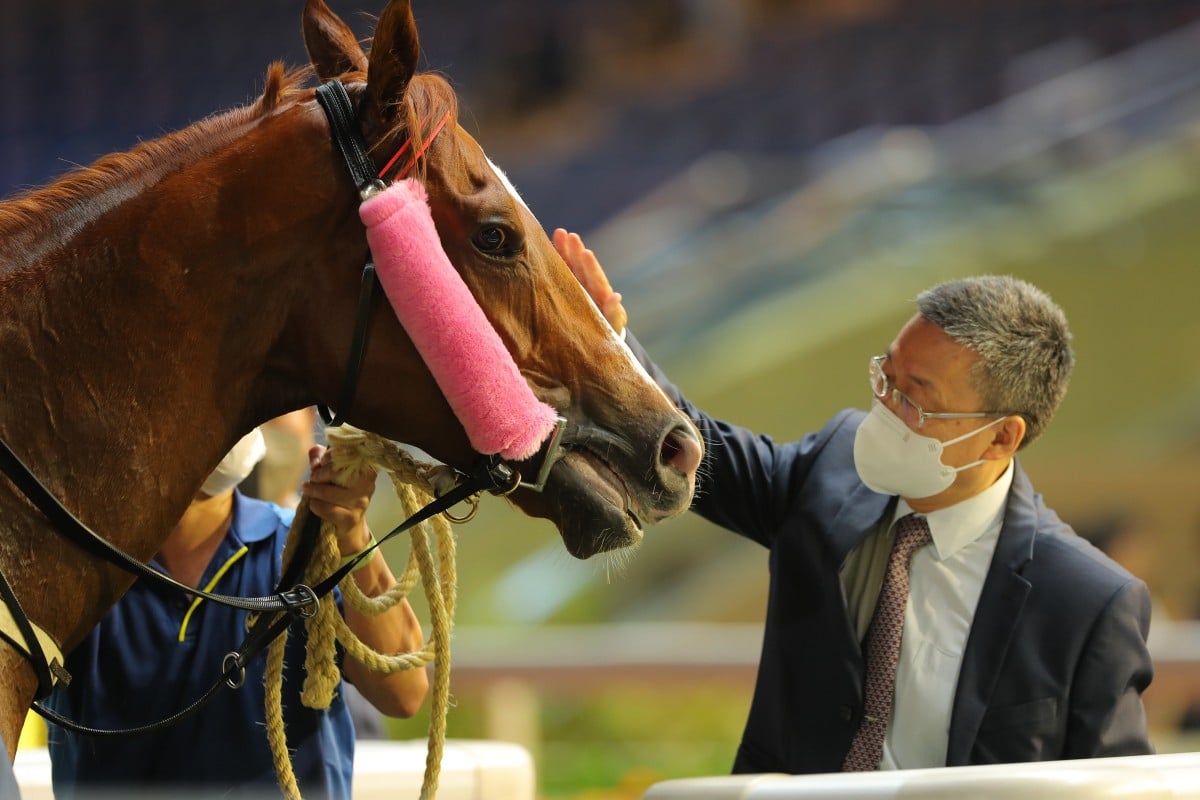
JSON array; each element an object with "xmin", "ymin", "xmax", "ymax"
[{"xmin": 660, "ymin": 424, "xmax": 702, "ymax": 477}]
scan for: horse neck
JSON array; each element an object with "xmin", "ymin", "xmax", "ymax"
[{"xmin": 0, "ymin": 100, "xmax": 349, "ymax": 619}]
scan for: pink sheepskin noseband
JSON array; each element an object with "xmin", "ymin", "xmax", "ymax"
[{"xmin": 359, "ymin": 179, "xmax": 558, "ymax": 461}]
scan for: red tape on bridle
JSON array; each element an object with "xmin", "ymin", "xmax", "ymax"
[{"xmin": 378, "ymin": 111, "xmax": 453, "ymax": 182}]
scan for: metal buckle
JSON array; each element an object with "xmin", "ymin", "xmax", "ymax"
[
  {"xmin": 280, "ymin": 584, "xmax": 319, "ymax": 619},
  {"xmin": 359, "ymin": 178, "xmax": 387, "ymax": 201},
  {"xmin": 49, "ymin": 659, "xmax": 72, "ymax": 688},
  {"xmin": 487, "ymin": 461, "xmax": 521, "ymax": 496}
]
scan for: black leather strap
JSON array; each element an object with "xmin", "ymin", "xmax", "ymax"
[
  {"xmin": 314, "ymin": 79, "xmax": 384, "ymax": 428},
  {"xmin": 33, "ymin": 670, "xmax": 228, "ymax": 738},
  {"xmin": 0, "ymin": 438, "xmax": 314, "ymax": 615},
  {"xmin": 33, "ymin": 455, "xmax": 515, "ymax": 738},
  {"xmin": 317, "ymin": 260, "xmax": 378, "ymax": 428},
  {"xmin": 0, "ymin": 568, "xmax": 55, "ymax": 700},
  {"xmin": 314, "ymin": 80, "xmax": 377, "ymax": 194}
]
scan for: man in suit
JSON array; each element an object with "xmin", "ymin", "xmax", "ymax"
[{"xmin": 554, "ymin": 229, "xmax": 1153, "ymax": 773}]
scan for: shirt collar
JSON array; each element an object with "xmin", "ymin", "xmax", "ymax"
[
  {"xmin": 893, "ymin": 460, "xmax": 1014, "ymax": 561},
  {"xmin": 229, "ymin": 489, "xmax": 282, "ymax": 545}
]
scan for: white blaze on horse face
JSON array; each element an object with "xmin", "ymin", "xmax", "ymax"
[{"xmin": 483, "ymin": 158, "xmax": 685, "ymax": 415}]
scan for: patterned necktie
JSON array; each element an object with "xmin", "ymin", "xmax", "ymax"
[{"xmin": 842, "ymin": 513, "xmax": 933, "ymax": 772}]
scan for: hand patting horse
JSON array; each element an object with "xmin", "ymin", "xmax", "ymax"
[{"xmin": 0, "ymin": 0, "xmax": 702, "ymax": 757}]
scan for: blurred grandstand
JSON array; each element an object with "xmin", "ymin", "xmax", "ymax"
[{"xmin": 5, "ymin": 1, "xmax": 1200, "ymax": 796}]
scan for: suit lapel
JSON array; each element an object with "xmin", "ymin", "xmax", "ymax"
[
  {"xmin": 945, "ymin": 463, "xmax": 1038, "ymax": 765},
  {"xmin": 828, "ymin": 483, "xmax": 893, "ymax": 568},
  {"xmin": 826, "ymin": 484, "xmax": 893, "ymax": 660}
]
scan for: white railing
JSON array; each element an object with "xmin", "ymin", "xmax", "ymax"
[{"xmin": 643, "ymin": 752, "xmax": 1200, "ymax": 799}]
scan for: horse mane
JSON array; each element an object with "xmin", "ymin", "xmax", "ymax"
[
  {"xmin": 0, "ymin": 61, "xmax": 459, "ymax": 265},
  {"xmin": 0, "ymin": 63, "xmax": 312, "ymax": 257}
]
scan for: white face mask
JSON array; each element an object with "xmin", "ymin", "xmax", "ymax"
[
  {"xmin": 200, "ymin": 428, "xmax": 267, "ymax": 497},
  {"xmin": 853, "ymin": 400, "xmax": 1004, "ymax": 499}
]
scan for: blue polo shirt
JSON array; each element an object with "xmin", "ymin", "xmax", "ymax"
[{"xmin": 45, "ymin": 491, "xmax": 355, "ymax": 799}]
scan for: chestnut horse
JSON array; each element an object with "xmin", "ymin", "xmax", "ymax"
[{"xmin": 0, "ymin": 0, "xmax": 702, "ymax": 756}]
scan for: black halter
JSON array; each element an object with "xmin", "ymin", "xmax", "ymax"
[
  {"xmin": 312, "ymin": 79, "xmax": 384, "ymax": 429},
  {"xmin": 28, "ymin": 452, "xmax": 513, "ymax": 736}
]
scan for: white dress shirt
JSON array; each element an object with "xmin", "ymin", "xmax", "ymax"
[{"xmin": 840, "ymin": 460, "xmax": 1014, "ymax": 770}]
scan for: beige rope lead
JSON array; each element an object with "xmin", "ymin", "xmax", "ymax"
[{"xmin": 266, "ymin": 425, "xmax": 462, "ymax": 800}]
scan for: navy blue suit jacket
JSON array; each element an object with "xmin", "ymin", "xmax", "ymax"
[{"xmin": 628, "ymin": 335, "xmax": 1154, "ymax": 774}]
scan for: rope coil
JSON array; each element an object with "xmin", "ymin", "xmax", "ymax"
[{"xmin": 267, "ymin": 425, "xmax": 459, "ymax": 800}]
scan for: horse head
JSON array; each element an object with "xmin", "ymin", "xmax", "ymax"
[{"xmin": 289, "ymin": 0, "xmax": 703, "ymax": 558}]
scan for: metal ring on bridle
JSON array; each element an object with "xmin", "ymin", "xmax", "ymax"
[
  {"xmin": 222, "ymin": 652, "xmax": 246, "ymax": 690},
  {"xmin": 439, "ymin": 492, "xmax": 480, "ymax": 524}
]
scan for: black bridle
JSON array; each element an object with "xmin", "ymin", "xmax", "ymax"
[
  {"xmin": 1, "ymin": 78, "xmax": 562, "ymax": 737},
  {"xmin": 312, "ymin": 77, "xmax": 385, "ymax": 430},
  {"xmin": 24, "ymin": 452, "xmax": 510, "ymax": 736}
]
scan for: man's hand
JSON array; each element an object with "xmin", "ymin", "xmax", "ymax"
[
  {"xmin": 304, "ymin": 444, "xmax": 376, "ymax": 557},
  {"xmin": 554, "ymin": 228, "xmax": 628, "ymax": 334},
  {"xmin": 305, "ymin": 444, "xmax": 430, "ymax": 718}
]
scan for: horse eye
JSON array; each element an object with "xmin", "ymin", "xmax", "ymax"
[{"xmin": 474, "ymin": 226, "xmax": 508, "ymax": 253}]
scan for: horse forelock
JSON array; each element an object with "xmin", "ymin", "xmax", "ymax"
[
  {"xmin": 0, "ymin": 63, "xmax": 312, "ymax": 260},
  {"xmin": 382, "ymin": 73, "xmax": 459, "ymax": 182}
]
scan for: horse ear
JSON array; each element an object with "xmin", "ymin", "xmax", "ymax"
[
  {"xmin": 303, "ymin": 0, "xmax": 368, "ymax": 81},
  {"xmin": 361, "ymin": 0, "xmax": 420, "ymax": 139}
]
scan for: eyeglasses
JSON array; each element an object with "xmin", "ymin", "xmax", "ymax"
[{"xmin": 869, "ymin": 355, "xmax": 1007, "ymax": 429}]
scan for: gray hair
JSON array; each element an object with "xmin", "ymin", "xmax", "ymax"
[{"xmin": 916, "ymin": 275, "xmax": 1073, "ymax": 449}]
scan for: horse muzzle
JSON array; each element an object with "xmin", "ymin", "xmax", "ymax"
[{"xmin": 507, "ymin": 417, "xmax": 702, "ymax": 559}]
